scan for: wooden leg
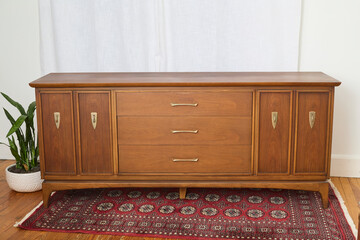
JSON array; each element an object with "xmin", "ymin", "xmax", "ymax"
[
  {"xmin": 42, "ymin": 182, "xmax": 52, "ymax": 208},
  {"xmin": 319, "ymin": 182, "xmax": 329, "ymax": 209},
  {"xmin": 179, "ymin": 187, "xmax": 187, "ymax": 199}
]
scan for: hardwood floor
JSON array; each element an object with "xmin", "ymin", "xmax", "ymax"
[{"xmin": 0, "ymin": 160, "xmax": 359, "ymax": 240}]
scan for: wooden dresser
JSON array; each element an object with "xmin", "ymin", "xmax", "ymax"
[{"xmin": 29, "ymin": 72, "xmax": 341, "ymax": 208}]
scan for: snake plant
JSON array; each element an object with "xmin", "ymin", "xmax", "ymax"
[{"xmin": 0, "ymin": 92, "xmax": 39, "ymax": 172}]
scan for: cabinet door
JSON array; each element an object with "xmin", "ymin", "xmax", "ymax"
[
  {"xmin": 257, "ymin": 91, "xmax": 292, "ymax": 174},
  {"xmin": 76, "ymin": 92, "xmax": 113, "ymax": 175},
  {"xmin": 294, "ymin": 91, "xmax": 330, "ymax": 174},
  {"xmin": 40, "ymin": 92, "xmax": 76, "ymax": 175}
]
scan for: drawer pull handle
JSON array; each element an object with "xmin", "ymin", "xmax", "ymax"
[
  {"xmin": 171, "ymin": 130, "xmax": 198, "ymax": 134},
  {"xmin": 170, "ymin": 103, "xmax": 198, "ymax": 107},
  {"xmin": 271, "ymin": 111, "xmax": 278, "ymax": 129},
  {"xmin": 54, "ymin": 112, "xmax": 60, "ymax": 129},
  {"xmin": 173, "ymin": 158, "xmax": 199, "ymax": 162},
  {"xmin": 91, "ymin": 112, "xmax": 97, "ymax": 130},
  {"xmin": 309, "ymin": 111, "xmax": 316, "ymax": 129}
]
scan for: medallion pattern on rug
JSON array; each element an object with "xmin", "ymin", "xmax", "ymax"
[{"xmin": 19, "ymin": 187, "xmax": 355, "ymax": 239}]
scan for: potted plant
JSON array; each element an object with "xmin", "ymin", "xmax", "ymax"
[{"xmin": 0, "ymin": 92, "xmax": 43, "ymax": 192}]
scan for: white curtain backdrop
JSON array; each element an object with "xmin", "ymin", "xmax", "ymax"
[{"xmin": 39, "ymin": 0, "xmax": 301, "ymax": 74}]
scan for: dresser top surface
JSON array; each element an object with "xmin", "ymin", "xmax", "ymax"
[{"xmin": 29, "ymin": 72, "xmax": 341, "ymax": 88}]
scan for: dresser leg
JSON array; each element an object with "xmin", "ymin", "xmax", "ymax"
[
  {"xmin": 42, "ymin": 183, "xmax": 52, "ymax": 208},
  {"xmin": 319, "ymin": 182, "xmax": 329, "ymax": 209},
  {"xmin": 179, "ymin": 187, "xmax": 187, "ymax": 199}
]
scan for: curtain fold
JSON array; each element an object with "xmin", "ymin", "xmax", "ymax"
[{"xmin": 39, "ymin": 0, "xmax": 301, "ymax": 74}]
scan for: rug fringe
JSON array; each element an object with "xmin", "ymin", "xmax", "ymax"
[
  {"xmin": 329, "ymin": 179, "xmax": 358, "ymax": 238},
  {"xmin": 14, "ymin": 200, "xmax": 43, "ymax": 227},
  {"xmin": 14, "ymin": 191, "xmax": 55, "ymax": 228}
]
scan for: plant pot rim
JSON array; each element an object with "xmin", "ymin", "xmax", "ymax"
[{"xmin": 6, "ymin": 163, "xmax": 41, "ymax": 174}]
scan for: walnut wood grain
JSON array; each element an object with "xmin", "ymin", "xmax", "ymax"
[
  {"xmin": 257, "ymin": 91, "xmax": 292, "ymax": 174},
  {"xmin": 39, "ymin": 92, "xmax": 76, "ymax": 175},
  {"xmin": 76, "ymin": 92, "xmax": 113, "ymax": 175},
  {"xmin": 117, "ymin": 116, "xmax": 252, "ymax": 145},
  {"xmin": 29, "ymin": 72, "xmax": 341, "ymax": 87},
  {"xmin": 294, "ymin": 91, "xmax": 330, "ymax": 174},
  {"xmin": 116, "ymin": 90, "xmax": 253, "ymax": 116},
  {"xmin": 118, "ymin": 145, "xmax": 252, "ymax": 174}
]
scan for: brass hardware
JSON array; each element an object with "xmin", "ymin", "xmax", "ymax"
[
  {"xmin": 170, "ymin": 103, "xmax": 198, "ymax": 107},
  {"xmin": 172, "ymin": 158, "xmax": 199, "ymax": 162},
  {"xmin": 171, "ymin": 130, "xmax": 199, "ymax": 134},
  {"xmin": 91, "ymin": 112, "xmax": 97, "ymax": 130},
  {"xmin": 54, "ymin": 112, "xmax": 60, "ymax": 129},
  {"xmin": 309, "ymin": 111, "xmax": 316, "ymax": 129},
  {"xmin": 271, "ymin": 112, "xmax": 278, "ymax": 129}
]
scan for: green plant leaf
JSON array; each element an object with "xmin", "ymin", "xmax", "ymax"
[
  {"xmin": 35, "ymin": 145, "xmax": 39, "ymax": 161},
  {"xmin": 6, "ymin": 115, "xmax": 27, "ymax": 137},
  {"xmin": 3, "ymin": 108, "xmax": 15, "ymax": 124},
  {"xmin": 1, "ymin": 92, "xmax": 26, "ymax": 115},
  {"xmin": 26, "ymin": 101, "xmax": 36, "ymax": 131},
  {"xmin": 8, "ymin": 137, "xmax": 21, "ymax": 165},
  {"xmin": 0, "ymin": 141, "xmax": 10, "ymax": 147},
  {"xmin": 3, "ymin": 108, "xmax": 25, "ymax": 141},
  {"xmin": 27, "ymin": 101, "xmax": 36, "ymax": 115}
]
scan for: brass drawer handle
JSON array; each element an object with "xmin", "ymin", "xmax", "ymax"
[
  {"xmin": 91, "ymin": 112, "xmax": 97, "ymax": 130},
  {"xmin": 171, "ymin": 130, "xmax": 198, "ymax": 134},
  {"xmin": 54, "ymin": 112, "xmax": 60, "ymax": 129},
  {"xmin": 309, "ymin": 111, "xmax": 316, "ymax": 129},
  {"xmin": 272, "ymin": 111, "xmax": 278, "ymax": 129},
  {"xmin": 172, "ymin": 158, "xmax": 199, "ymax": 162},
  {"xmin": 170, "ymin": 103, "xmax": 198, "ymax": 107}
]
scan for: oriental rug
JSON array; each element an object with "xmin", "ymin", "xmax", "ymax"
[{"xmin": 17, "ymin": 184, "xmax": 356, "ymax": 239}]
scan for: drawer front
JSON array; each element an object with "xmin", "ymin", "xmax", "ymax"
[
  {"xmin": 118, "ymin": 145, "xmax": 251, "ymax": 174},
  {"xmin": 116, "ymin": 90, "xmax": 252, "ymax": 116},
  {"xmin": 117, "ymin": 117, "xmax": 251, "ymax": 145}
]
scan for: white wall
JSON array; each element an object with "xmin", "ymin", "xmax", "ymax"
[
  {"xmin": 0, "ymin": 0, "xmax": 359, "ymax": 177},
  {"xmin": 299, "ymin": 0, "xmax": 360, "ymax": 177},
  {"xmin": 0, "ymin": 0, "xmax": 41, "ymax": 159}
]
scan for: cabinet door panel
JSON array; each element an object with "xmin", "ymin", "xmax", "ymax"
[
  {"xmin": 77, "ymin": 92, "xmax": 113, "ymax": 174},
  {"xmin": 40, "ymin": 92, "xmax": 76, "ymax": 175},
  {"xmin": 257, "ymin": 91, "xmax": 292, "ymax": 174},
  {"xmin": 295, "ymin": 91, "xmax": 330, "ymax": 174}
]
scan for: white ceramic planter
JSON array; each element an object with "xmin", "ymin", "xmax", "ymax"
[{"xmin": 5, "ymin": 164, "xmax": 43, "ymax": 192}]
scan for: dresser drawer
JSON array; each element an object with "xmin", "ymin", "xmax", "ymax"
[
  {"xmin": 116, "ymin": 90, "xmax": 252, "ymax": 116},
  {"xmin": 118, "ymin": 145, "xmax": 251, "ymax": 174},
  {"xmin": 117, "ymin": 116, "xmax": 251, "ymax": 145}
]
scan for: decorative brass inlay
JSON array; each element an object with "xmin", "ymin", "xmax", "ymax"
[
  {"xmin": 54, "ymin": 112, "xmax": 60, "ymax": 129},
  {"xmin": 171, "ymin": 130, "xmax": 199, "ymax": 134},
  {"xmin": 271, "ymin": 112, "xmax": 278, "ymax": 129},
  {"xmin": 309, "ymin": 111, "xmax": 316, "ymax": 129},
  {"xmin": 170, "ymin": 103, "xmax": 198, "ymax": 107},
  {"xmin": 172, "ymin": 158, "xmax": 199, "ymax": 162},
  {"xmin": 91, "ymin": 112, "xmax": 97, "ymax": 130}
]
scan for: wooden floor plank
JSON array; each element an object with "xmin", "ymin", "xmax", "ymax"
[
  {"xmin": 332, "ymin": 177, "xmax": 360, "ymax": 231},
  {"xmin": 339, "ymin": 178, "xmax": 359, "ymax": 224},
  {"xmin": 0, "ymin": 160, "xmax": 358, "ymax": 240}
]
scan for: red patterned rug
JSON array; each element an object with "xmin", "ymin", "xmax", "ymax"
[{"xmin": 17, "ymin": 185, "xmax": 356, "ymax": 239}]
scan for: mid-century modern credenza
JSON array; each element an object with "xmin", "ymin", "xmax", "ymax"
[{"xmin": 29, "ymin": 72, "xmax": 341, "ymax": 208}]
